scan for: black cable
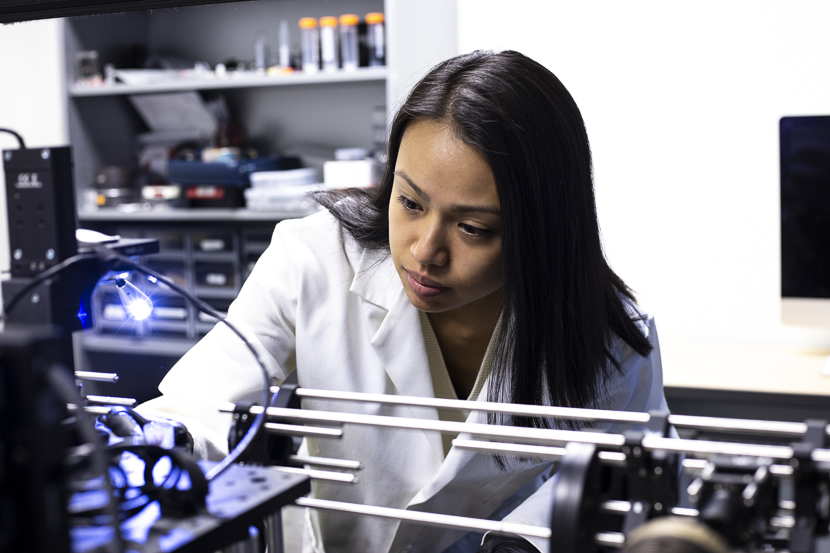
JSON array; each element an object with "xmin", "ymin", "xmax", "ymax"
[
  {"xmin": 0, "ymin": 127, "xmax": 26, "ymax": 149},
  {"xmin": 2, "ymin": 245, "xmax": 273, "ymax": 482},
  {"xmin": 93, "ymin": 246, "xmax": 274, "ymax": 481},
  {"xmin": 47, "ymin": 365, "xmax": 125, "ymax": 553},
  {"xmin": 1, "ymin": 251, "xmax": 98, "ymax": 319}
]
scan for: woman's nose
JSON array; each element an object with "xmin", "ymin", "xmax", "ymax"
[{"xmin": 411, "ymin": 223, "xmax": 448, "ymax": 267}]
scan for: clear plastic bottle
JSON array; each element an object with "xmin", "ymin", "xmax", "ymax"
[
  {"xmin": 255, "ymin": 31, "xmax": 269, "ymax": 72},
  {"xmin": 339, "ymin": 14, "xmax": 359, "ymax": 71},
  {"xmin": 299, "ymin": 17, "xmax": 319, "ymax": 74},
  {"xmin": 279, "ymin": 19, "xmax": 290, "ymax": 69},
  {"xmin": 366, "ymin": 12, "xmax": 385, "ymax": 67},
  {"xmin": 320, "ymin": 16, "xmax": 339, "ymax": 72}
]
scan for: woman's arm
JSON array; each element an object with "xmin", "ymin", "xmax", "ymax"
[{"xmin": 135, "ymin": 218, "xmax": 307, "ymax": 459}]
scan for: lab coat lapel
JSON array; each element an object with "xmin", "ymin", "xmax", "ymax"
[{"xmin": 349, "ymin": 249, "xmax": 445, "ymax": 459}]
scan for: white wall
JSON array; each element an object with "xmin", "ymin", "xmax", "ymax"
[
  {"xmin": 458, "ymin": 0, "xmax": 830, "ymax": 347},
  {"xmin": 0, "ymin": 18, "xmax": 68, "ymax": 284}
]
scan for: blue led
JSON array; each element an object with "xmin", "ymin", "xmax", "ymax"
[{"xmin": 77, "ymin": 302, "xmax": 89, "ymax": 328}]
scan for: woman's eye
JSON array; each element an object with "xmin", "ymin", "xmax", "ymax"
[
  {"xmin": 459, "ymin": 223, "xmax": 488, "ymax": 237},
  {"xmin": 396, "ymin": 194, "xmax": 421, "ymax": 212}
]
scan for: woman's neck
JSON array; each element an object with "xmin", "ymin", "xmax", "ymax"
[{"xmin": 427, "ymin": 288, "xmax": 503, "ymax": 399}]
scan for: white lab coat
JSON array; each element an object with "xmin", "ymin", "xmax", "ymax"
[{"xmin": 138, "ymin": 210, "xmax": 669, "ymax": 553}]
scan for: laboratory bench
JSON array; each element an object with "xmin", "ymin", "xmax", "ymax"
[{"xmin": 661, "ymin": 339, "xmax": 830, "ymax": 423}]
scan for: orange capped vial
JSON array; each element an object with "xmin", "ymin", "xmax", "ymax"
[
  {"xmin": 339, "ymin": 14, "xmax": 359, "ymax": 71},
  {"xmin": 299, "ymin": 17, "xmax": 319, "ymax": 73}
]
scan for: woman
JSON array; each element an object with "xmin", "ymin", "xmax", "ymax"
[{"xmin": 139, "ymin": 50, "xmax": 668, "ymax": 553}]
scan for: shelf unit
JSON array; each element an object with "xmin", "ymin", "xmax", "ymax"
[
  {"xmin": 65, "ymin": 0, "xmax": 457, "ymax": 402},
  {"xmin": 69, "ymin": 66, "xmax": 388, "ymax": 96}
]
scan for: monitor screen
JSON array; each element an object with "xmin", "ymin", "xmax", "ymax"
[
  {"xmin": 780, "ymin": 115, "xmax": 830, "ymax": 300},
  {"xmin": 0, "ymin": 0, "xmax": 247, "ymax": 24}
]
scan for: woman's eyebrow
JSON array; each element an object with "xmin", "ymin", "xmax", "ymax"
[
  {"xmin": 394, "ymin": 170, "xmax": 501, "ymax": 216},
  {"xmin": 394, "ymin": 170, "xmax": 430, "ymax": 202}
]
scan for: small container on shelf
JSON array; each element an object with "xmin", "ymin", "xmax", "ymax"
[
  {"xmin": 279, "ymin": 19, "xmax": 291, "ymax": 69},
  {"xmin": 339, "ymin": 14, "xmax": 359, "ymax": 71},
  {"xmin": 299, "ymin": 17, "xmax": 320, "ymax": 74},
  {"xmin": 366, "ymin": 12, "xmax": 385, "ymax": 66},
  {"xmin": 320, "ymin": 16, "xmax": 339, "ymax": 72}
]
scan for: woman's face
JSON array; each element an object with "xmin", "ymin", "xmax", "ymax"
[{"xmin": 389, "ymin": 119, "xmax": 503, "ymax": 315}]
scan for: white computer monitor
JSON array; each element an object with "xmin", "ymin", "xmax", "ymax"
[{"xmin": 780, "ymin": 115, "xmax": 830, "ymax": 372}]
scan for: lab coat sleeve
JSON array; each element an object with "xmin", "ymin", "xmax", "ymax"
[
  {"xmin": 492, "ymin": 316, "xmax": 668, "ymax": 553},
  {"xmin": 135, "ymin": 218, "xmax": 307, "ymax": 459}
]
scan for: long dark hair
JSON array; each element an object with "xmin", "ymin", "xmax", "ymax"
[{"xmin": 315, "ymin": 50, "xmax": 652, "ymax": 430}]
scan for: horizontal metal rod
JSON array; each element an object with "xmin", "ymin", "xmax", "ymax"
[
  {"xmin": 671, "ymin": 507, "xmax": 699, "ymax": 517},
  {"xmin": 683, "ymin": 457, "xmax": 795, "ymax": 477},
  {"xmin": 682, "ymin": 459, "xmax": 709, "ymax": 471},
  {"xmin": 67, "ymin": 404, "xmax": 111, "ymax": 415},
  {"xmin": 600, "ymin": 500, "xmax": 631, "ymax": 514},
  {"xmin": 230, "ymin": 403, "xmax": 830, "ymax": 461},
  {"xmin": 643, "ymin": 435, "xmax": 797, "ymax": 460},
  {"xmin": 667, "ymin": 414, "xmax": 810, "ymax": 438},
  {"xmin": 288, "ymin": 455, "xmax": 363, "ymax": 471},
  {"xmin": 771, "ymin": 516, "xmax": 795, "ymax": 529},
  {"xmin": 85, "ymin": 395, "xmax": 136, "ymax": 407},
  {"xmin": 272, "ymin": 466, "xmax": 356, "ymax": 484},
  {"xmin": 75, "ymin": 371, "xmax": 119, "ymax": 383},
  {"xmin": 264, "ymin": 422, "xmax": 342, "ymax": 439},
  {"xmin": 252, "ymin": 405, "xmax": 627, "ymax": 448},
  {"xmin": 595, "ymin": 532, "xmax": 625, "ymax": 547},
  {"xmin": 452, "ymin": 439, "xmax": 567, "ymax": 460},
  {"xmin": 287, "ymin": 386, "xmax": 649, "ymax": 424},
  {"xmin": 598, "ymin": 451, "xmax": 628, "ymax": 466},
  {"xmin": 295, "ymin": 497, "xmax": 552, "ymax": 539},
  {"xmin": 282, "ymin": 387, "xmax": 830, "ymax": 439}
]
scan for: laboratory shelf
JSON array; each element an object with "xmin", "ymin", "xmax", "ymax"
[
  {"xmin": 69, "ymin": 67, "xmax": 388, "ymax": 97},
  {"xmin": 78, "ymin": 333, "xmax": 198, "ymax": 356},
  {"xmin": 79, "ymin": 207, "xmax": 319, "ymax": 223}
]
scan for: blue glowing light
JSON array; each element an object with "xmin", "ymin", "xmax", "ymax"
[{"xmin": 77, "ymin": 302, "xmax": 89, "ymax": 328}]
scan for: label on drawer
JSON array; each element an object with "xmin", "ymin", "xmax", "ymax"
[
  {"xmin": 205, "ymin": 273, "xmax": 228, "ymax": 286},
  {"xmin": 154, "ymin": 306, "xmax": 188, "ymax": 320},
  {"xmin": 199, "ymin": 238, "xmax": 226, "ymax": 252}
]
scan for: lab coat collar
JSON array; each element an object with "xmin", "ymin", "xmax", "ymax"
[
  {"xmin": 348, "ymin": 247, "xmax": 400, "ymax": 311},
  {"xmin": 349, "ymin": 247, "xmax": 446, "ymax": 460}
]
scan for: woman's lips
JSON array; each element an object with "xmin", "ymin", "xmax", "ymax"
[{"xmin": 405, "ymin": 270, "xmax": 448, "ymax": 298}]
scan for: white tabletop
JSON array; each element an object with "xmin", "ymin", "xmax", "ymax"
[{"xmin": 661, "ymin": 339, "xmax": 830, "ymax": 396}]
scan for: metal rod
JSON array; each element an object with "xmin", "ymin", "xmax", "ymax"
[
  {"xmin": 671, "ymin": 507, "xmax": 700, "ymax": 517},
  {"xmin": 595, "ymin": 532, "xmax": 625, "ymax": 547},
  {"xmin": 265, "ymin": 511, "xmax": 283, "ymax": 553},
  {"xmin": 265, "ymin": 422, "xmax": 343, "ymax": 439},
  {"xmin": 85, "ymin": 395, "xmax": 136, "ymax": 407},
  {"xmin": 288, "ymin": 455, "xmax": 363, "ymax": 471},
  {"xmin": 771, "ymin": 516, "xmax": 795, "ymax": 529},
  {"xmin": 248, "ymin": 406, "xmax": 627, "ymax": 448},
  {"xmin": 67, "ymin": 404, "xmax": 111, "ymax": 415},
  {"xmin": 682, "ymin": 459, "xmax": 709, "ymax": 471},
  {"xmin": 600, "ymin": 500, "xmax": 631, "ymax": 514},
  {"xmin": 667, "ymin": 414, "xmax": 809, "ymax": 438},
  {"xmin": 272, "ymin": 466, "xmax": 356, "ymax": 484},
  {"xmin": 643, "ymin": 435, "xmax": 796, "ymax": 460},
  {"xmin": 74, "ymin": 371, "xmax": 119, "ymax": 383},
  {"xmin": 597, "ymin": 451, "xmax": 628, "ymax": 466},
  {"xmin": 229, "ymin": 402, "xmax": 830, "ymax": 462},
  {"xmin": 452, "ymin": 439, "xmax": 567, "ymax": 460},
  {"xmin": 295, "ymin": 497, "xmax": 552, "ymax": 539},
  {"xmin": 282, "ymin": 387, "xmax": 830, "ymax": 439},
  {"xmin": 287, "ymin": 386, "xmax": 650, "ymax": 424}
]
